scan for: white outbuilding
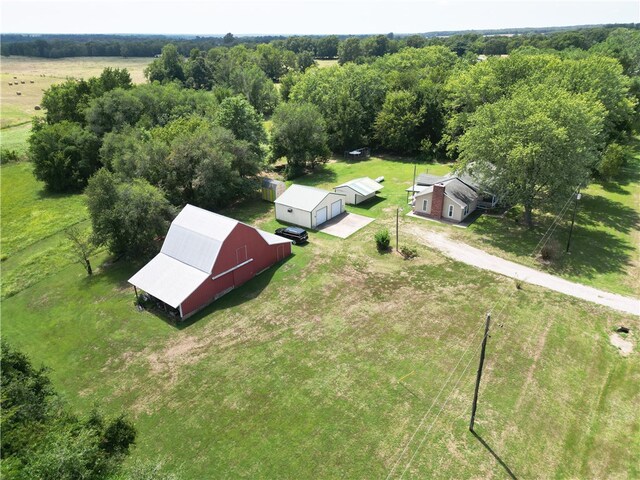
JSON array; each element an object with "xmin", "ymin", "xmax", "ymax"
[
  {"xmin": 334, "ymin": 177, "xmax": 384, "ymax": 205},
  {"xmin": 275, "ymin": 184, "xmax": 346, "ymax": 229}
]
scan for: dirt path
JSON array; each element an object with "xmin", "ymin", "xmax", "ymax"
[{"xmin": 408, "ymin": 226, "xmax": 640, "ymax": 317}]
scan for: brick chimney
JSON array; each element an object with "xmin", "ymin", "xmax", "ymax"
[{"xmin": 431, "ymin": 184, "xmax": 445, "ymax": 219}]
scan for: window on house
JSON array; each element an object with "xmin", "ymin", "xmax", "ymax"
[
  {"xmin": 448, "ymin": 205, "xmax": 454, "ymax": 217},
  {"xmin": 463, "ymin": 205, "xmax": 468, "ymax": 216},
  {"xmin": 422, "ymin": 199, "xmax": 428, "ymax": 211}
]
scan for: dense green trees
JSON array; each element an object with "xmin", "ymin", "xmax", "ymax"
[
  {"xmin": 374, "ymin": 90, "xmax": 426, "ymax": 153},
  {"xmin": 457, "ymin": 85, "xmax": 604, "ymax": 227},
  {"xmin": 271, "ymin": 102, "xmax": 330, "ymax": 178},
  {"xmin": 144, "ymin": 44, "xmax": 185, "ymax": 84},
  {"xmin": 1, "ymin": 341, "xmax": 137, "ymax": 478},
  {"xmin": 290, "ymin": 63, "xmax": 386, "ymax": 150},
  {"xmin": 40, "ymin": 68, "xmax": 132, "ymax": 125},
  {"xmin": 215, "ymin": 96, "xmax": 267, "ymax": 157},
  {"xmin": 443, "ymin": 52, "xmax": 635, "ymax": 157},
  {"xmin": 29, "ymin": 120, "xmax": 101, "ymax": 192},
  {"xmin": 86, "ymin": 169, "xmax": 175, "ymax": 259},
  {"xmin": 98, "ymin": 115, "xmax": 264, "ymax": 209}
]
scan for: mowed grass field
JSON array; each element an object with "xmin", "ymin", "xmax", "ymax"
[
  {"xmin": 0, "ymin": 56, "xmax": 152, "ymax": 129},
  {"xmin": 2, "ymin": 156, "xmax": 639, "ymax": 479}
]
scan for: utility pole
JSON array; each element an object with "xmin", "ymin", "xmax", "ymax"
[
  {"xmin": 566, "ymin": 190, "xmax": 582, "ymax": 253},
  {"xmin": 469, "ymin": 313, "xmax": 491, "ymax": 432},
  {"xmin": 396, "ymin": 207, "xmax": 400, "ymax": 252}
]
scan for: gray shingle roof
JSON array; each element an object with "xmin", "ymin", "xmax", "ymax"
[{"xmin": 416, "ymin": 174, "xmax": 447, "ymax": 186}]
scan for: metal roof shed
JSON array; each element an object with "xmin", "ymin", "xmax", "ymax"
[{"xmin": 334, "ymin": 177, "xmax": 384, "ymax": 205}]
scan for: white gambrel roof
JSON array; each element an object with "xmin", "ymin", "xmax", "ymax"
[
  {"xmin": 161, "ymin": 205, "xmax": 238, "ymax": 273},
  {"xmin": 129, "ymin": 204, "xmax": 290, "ymax": 308},
  {"xmin": 275, "ymin": 184, "xmax": 344, "ymax": 212},
  {"xmin": 335, "ymin": 177, "xmax": 384, "ymax": 196}
]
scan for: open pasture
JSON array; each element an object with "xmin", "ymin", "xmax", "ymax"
[{"xmin": 0, "ymin": 56, "xmax": 151, "ymax": 128}]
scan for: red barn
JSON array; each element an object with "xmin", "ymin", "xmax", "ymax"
[{"xmin": 129, "ymin": 204, "xmax": 292, "ymax": 320}]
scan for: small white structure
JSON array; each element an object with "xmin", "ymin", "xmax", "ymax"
[
  {"xmin": 334, "ymin": 177, "xmax": 384, "ymax": 205},
  {"xmin": 275, "ymin": 184, "xmax": 346, "ymax": 229}
]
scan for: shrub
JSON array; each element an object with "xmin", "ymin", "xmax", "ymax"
[
  {"xmin": 0, "ymin": 149, "xmax": 22, "ymax": 165},
  {"xmin": 400, "ymin": 245, "xmax": 419, "ymax": 259},
  {"xmin": 374, "ymin": 229, "xmax": 391, "ymax": 251},
  {"xmin": 540, "ymin": 239, "xmax": 561, "ymax": 262}
]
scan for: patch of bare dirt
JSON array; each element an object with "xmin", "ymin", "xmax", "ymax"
[{"xmin": 610, "ymin": 333, "xmax": 634, "ymax": 356}]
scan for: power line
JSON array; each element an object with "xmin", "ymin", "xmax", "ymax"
[{"xmin": 386, "ymin": 178, "xmax": 588, "ymax": 478}]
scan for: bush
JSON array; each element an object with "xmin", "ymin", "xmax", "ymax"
[
  {"xmin": 540, "ymin": 239, "xmax": 561, "ymax": 262},
  {"xmin": 400, "ymin": 245, "xmax": 418, "ymax": 259},
  {"xmin": 374, "ymin": 229, "xmax": 391, "ymax": 251},
  {"xmin": 0, "ymin": 149, "xmax": 22, "ymax": 165},
  {"xmin": 598, "ymin": 143, "xmax": 631, "ymax": 180}
]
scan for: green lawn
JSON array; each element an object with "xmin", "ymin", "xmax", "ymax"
[
  {"xmin": 2, "ymin": 159, "xmax": 638, "ymax": 479},
  {"xmin": 1, "ymin": 123, "xmax": 32, "ymax": 155},
  {"xmin": 0, "ymin": 162, "xmax": 91, "ymax": 298}
]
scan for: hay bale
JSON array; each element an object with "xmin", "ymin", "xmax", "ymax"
[
  {"xmin": 16, "ymin": 92, "xmax": 21, "ymax": 96},
  {"xmin": 34, "ymin": 105, "xmax": 41, "ymax": 110},
  {"xmin": 8, "ymin": 82, "xmax": 12, "ymax": 86},
  {"xmin": 13, "ymin": 76, "xmax": 17, "ymax": 79},
  {"xmin": 20, "ymin": 80, "xmax": 25, "ymax": 84},
  {"xmin": 30, "ymin": 80, "xmax": 35, "ymax": 84}
]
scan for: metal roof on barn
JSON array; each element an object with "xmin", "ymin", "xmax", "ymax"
[{"xmin": 129, "ymin": 204, "xmax": 290, "ymax": 308}]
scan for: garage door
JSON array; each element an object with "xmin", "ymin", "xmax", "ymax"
[
  {"xmin": 331, "ymin": 199, "xmax": 342, "ymax": 218},
  {"xmin": 316, "ymin": 206, "xmax": 327, "ymax": 226}
]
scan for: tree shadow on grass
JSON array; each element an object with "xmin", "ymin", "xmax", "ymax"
[
  {"xmin": 292, "ymin": 165, "xmax": 338, "ymax": 186},
  {"xmin": 35, "ymin": 186, "xmax": 82, "ymax": 201},
  {"xmin": 578, "ymin": 193, "xmax": 640, "ymax": 235},
  {"xmin": 468, "ymin": 213, "xmax": 541, "ymax": 258},
  {"xmin": 350, "ymin": 195, "xmax": 386, "ymax": 211},
  {"xmin": 551, "ymin": 225, "xmax": 635, "ymax": 282},
  {"xmin": 470, "ymin": 430, "xmax": 518, "ymax": 480},
  {"xmin": 219, "ymin": 194, "xmax": 274, "ymax": 225}
]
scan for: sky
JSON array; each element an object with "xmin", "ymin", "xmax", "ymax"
[{"xmin": 1, "ymin": 0, "xmax": 638, "ymax": 35}]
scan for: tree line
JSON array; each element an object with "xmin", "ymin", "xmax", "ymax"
[{"xmin": 3, "ymin": 25, "xmax": 638, "ymax": 61}]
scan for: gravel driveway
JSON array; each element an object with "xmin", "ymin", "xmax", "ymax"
[{"xmin": 408, "ymin": 225, "xmax": 640, "ymax": 317}]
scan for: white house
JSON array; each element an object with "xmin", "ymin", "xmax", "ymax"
[
  {"xmin": 275, "ymin": 184, "xmax": 346, "ymax": 229},
  {"xmin": 334, "ymin": 177, "xmax": 384, "ymax": 205}
]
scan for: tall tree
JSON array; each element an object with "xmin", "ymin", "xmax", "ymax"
[
  {"xmin": 457, "ymin": 85, "xmax": 604, "ymax": 227},
  {"xmin": 144, "ymin": 43, "xmax": 185, "ymax": 84},
  {"xmin": 215, "ymin": 95, "xmax": 267, "ymax": 156},
  {"xmin": 271, "ymin": 102, "xmax": 330, "ymax": 178},
  {"xmin": 86, "ymin": 169, "xmax": 175, "ymax": 259},
  {"xmin": 338, "ymin": 37, "xmax": 363, "ymax": 65},
  {"xmin": 29, "ymin": 120, "xmax": 101, "ymax": 192},
  {"xmin": 374, "ymin": 90, "xmax": 426, "ymax": 153},
  {"xmin": 1, "ymin": 342, "xmax": 137, "ymax": 479},
  {"xmin": 290, "ymin": 63, "xmax": 387, "ymax": 150}
]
